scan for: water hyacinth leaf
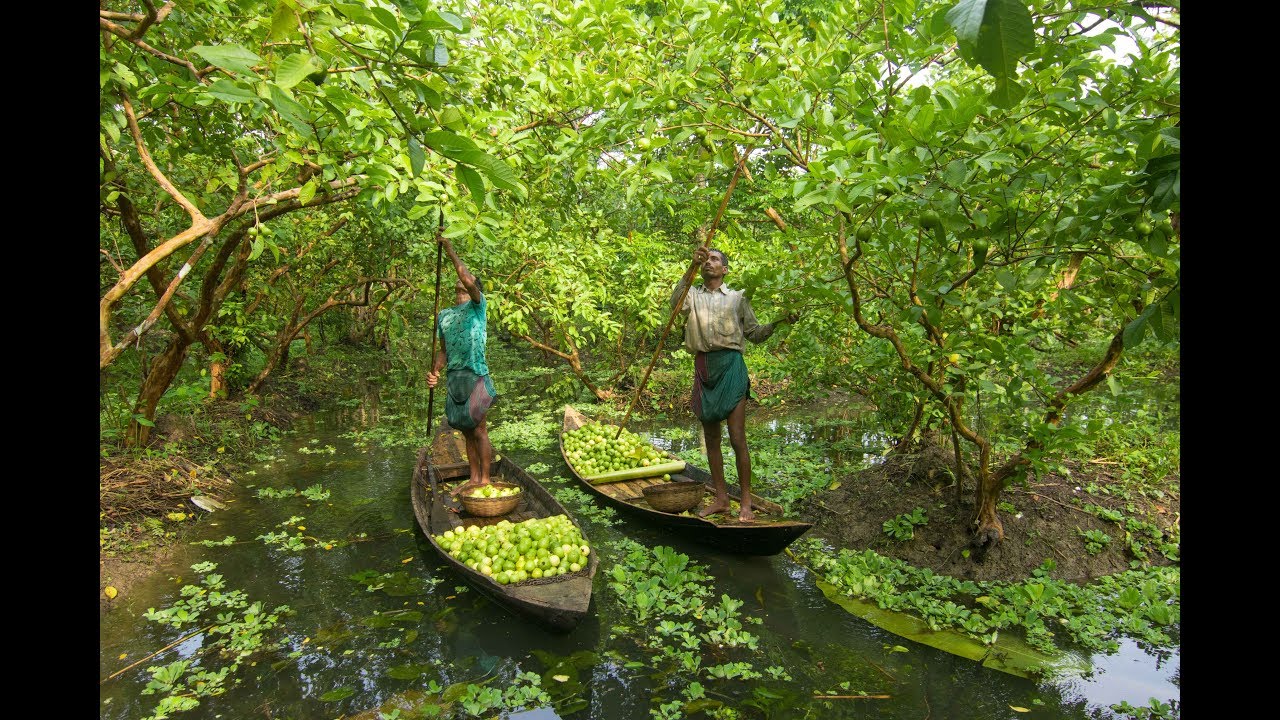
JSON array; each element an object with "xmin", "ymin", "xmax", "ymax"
[
  {"xmin": 320, "ymin": 687, "xmax": 356, "ymax": 702},
  {"xmin": 192, "ymin": 44, "xmax": 262, "ymax": 76},
  {"xmin": 386, "ymin": 663, "xmax": 435, "ymax": 680},
  {"xmin": 684, "ymin": 699, "xmax": 723, "ymax": 714}
]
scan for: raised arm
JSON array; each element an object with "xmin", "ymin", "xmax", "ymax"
[
  {"xmin": 671, "ymin": 246, "xmax": 709, "ymax": 314},
  {"xmin": 440, "ymin": 235, "xmax": 481, "ymax": 302}
]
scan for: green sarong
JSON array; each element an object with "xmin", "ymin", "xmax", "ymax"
[
  {"xmin": 692, "ymin": 350, "xmax": 748, "ymax": 423},
  {"xmin": 444, "ymin": 369, "xmax": 496, "ymax": 430}
]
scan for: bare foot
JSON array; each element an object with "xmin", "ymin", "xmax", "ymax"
[
  {"xmin": 698, "ymin": 499, "xmax": 730, "ymax": 517},
  {"xmin": 738, "ymin": 508, "xmax": 756, "ymax": 523}
]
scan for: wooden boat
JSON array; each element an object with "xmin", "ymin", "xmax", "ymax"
[
  {"xmin": 561, "ymin": 405, "xmax": 813, "ymax": 556},
  {"xmin": 411, "ymin": 421, "xmax": 598, "ymax": 632}
]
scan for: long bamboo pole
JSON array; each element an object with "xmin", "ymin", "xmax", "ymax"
[
  {"xmin": 426, "ymin": 213, "xmax": 446, "ymax": 437},
  {"xmin": 616, "ymin": 156, "xmax": 747, "ymax": 437}
]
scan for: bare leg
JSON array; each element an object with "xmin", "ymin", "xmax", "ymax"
[
  {"xmin": 698, "ymin": 419, "xmax": 731, "ymax": 517},
  {"xmin": 451, "ymin": 427, "xmax": 488, "ymax": 497},
  {"xmin": 725, "ymin": 398, "xmax": 754, "ymax": 522},
  {"xmin": 473, "ymin": 418, "xmax": 493, "ymax": 484}
]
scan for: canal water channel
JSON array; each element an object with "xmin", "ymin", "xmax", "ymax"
[{"xmin": 99, "ymin": 361, "xmax": 1179, "ymax": 720}]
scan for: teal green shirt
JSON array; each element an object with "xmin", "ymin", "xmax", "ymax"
[{"xmin": 436, "ymin": 294, "xmax": 490, "ymax": 377}]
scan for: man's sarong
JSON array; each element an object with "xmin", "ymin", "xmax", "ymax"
[
  {"xmin": 445, "ymin": 369, "xmax": 496, "ymax": 430},
  {"xmin": 692, "ymin": 350, "xmax": 748, "ymax": 423}
]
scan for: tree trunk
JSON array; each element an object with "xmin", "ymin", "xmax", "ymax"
[
  {"xmin": 127, "ymin": 337, "xmax": 192, "ymax": 447},
  {"xmin": 888, "ymin": 398, "xmax": 924, "ymax": 455}
]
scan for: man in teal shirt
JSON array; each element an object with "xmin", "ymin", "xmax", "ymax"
[
  {"xmin": 672, "ymin": 246, "xmax": 795, "ymax": 522},
  {"xmin": 427, "ymin": 235, "xmax": 497, "ymax": 497}
]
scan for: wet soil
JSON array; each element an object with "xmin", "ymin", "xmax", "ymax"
[{"xmin": 798, "ymin": 442, "xmax": 1180, "ymax": 585}]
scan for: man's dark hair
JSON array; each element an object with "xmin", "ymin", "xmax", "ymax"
[{"xmin": 708, "ymin": 248, "xmax": 729, "ymax": 268}]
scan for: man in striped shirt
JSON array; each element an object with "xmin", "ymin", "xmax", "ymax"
[{"xmin": 672, "ymin": 246, "xmax": 796, "ymax": 522}]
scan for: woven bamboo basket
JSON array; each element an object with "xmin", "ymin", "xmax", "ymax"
[
  {"xmin": 642, "ymin": 480, "xmax": 705, "ymax": 513},
  {"xmin": 459, "ymin": 482, "xmax": 522, "ymax": 517}
]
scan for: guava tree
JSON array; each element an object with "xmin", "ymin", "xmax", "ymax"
[
  {"xmin": 451, "ymin": 0, "xmax": 1179, "ymax": 550},
  {"xmin": 100, "ymin": 0, "xmax": 526, "ymax": 445}
]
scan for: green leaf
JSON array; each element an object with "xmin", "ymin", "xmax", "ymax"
[
  {"xmin": 386, "ymin": 664, "xmax": 433, "ymax": 680},
  {"xmin": 192, "ymin": 44, "xmax": 262, "ymax": 76},
  {"xmin": 267, "ymin": 84, "xmax": 314, "ymax": 137},
  {"xmin": 457, "ymin": 164, "xmax": 486, "ymax": 211},
  {"xmin": 132, "ymin": 414, "xmax": 157, "ymax": 427},
  {"xmin": 298, "ymin": 180, "xmax": 318, "ymax": 206},
  {"xmin": 924, "ymin": 305, "xmax": 942, "ymax": 327},
  {"xmin": 408, "ymin": 137, "xmax": 426, "ymax": 177},
  {"xmin": 205, "ymin": 79, "xmax": 258, "ymax": 104},
  {"xmin": 944, "ymin": 159, "xmax": 969, "ymax": 186},
  {"xmin": 949, "ymin": 0, "xmax": 1034, "ymax": 82},
  {"xmin": 421, "ymin": 10, "xmax": 467, "ymax": 32},
  {"xmin": 432, "ymin": 40, "xmax": 450, "ymax": 66},
  {"xmin": 275, "ymin": 53, "xmax": 321, "ymax": 89},
  {"xmin": 319, "ymin": 687, "xmax": 356, "ymax": 702},
  {"xmin": 979, "ymin": 0, "xmax": 1034, "ymax": 76},
  {"xmin": 270, "ymin": 3, "xmax": 300, "ymax": 40},
  {"xmin": 1146, "ymin": 231, "xmax": 1167, "ymax": 258},
  {"xmin": 422, "ymin": 131, "xmax": 524, "ymax": 197},
  {"xmin": 649, "ymin": 162, "xmax": 672, "ymax": 182},
  {"xmin": 945, "ymin": 0, "xmax": 987, "ymax": 45},
  {"xmin": 1148, "ymin": 301, "xmax": 1169, "ymax": 342},
  {"xmin": 439, "ymin": 107, "xmax": 464, "ymax": 131},
  {"xmin": 369, "ymin": 5, "xmax": 403, "ymax": 36},
  {"xmin": 1122, "ymin": 306, "xmax": 1155, "ymax": 348},
  {"xmin": 995, "ymin": 269, "xmax": 1017, "ymax": 292},
  {"xmin": 334, "ymin": 3, "xmax": 380, "ymax": 28},
  {"xmin": 989, "ymin": 78, "xmax": 1027, "ymax": 108}
]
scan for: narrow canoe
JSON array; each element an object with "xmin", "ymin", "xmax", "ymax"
[
  {"xmin": 411, "ymin": 421, "xmax": 598, "ymax": 632},
  {"xmin": 561, "ymin": 405, "xmax": 813, "ymax": 556}
]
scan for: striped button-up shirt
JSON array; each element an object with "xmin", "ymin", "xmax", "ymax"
[{"xmin": 671, "ymin": 278, "xmax": 777, "ymax": 353}]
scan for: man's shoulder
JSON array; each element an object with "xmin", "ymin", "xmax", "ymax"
[{"xmin": 695, "ymin": 284, "xmax": 736, "ymax": 295}]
